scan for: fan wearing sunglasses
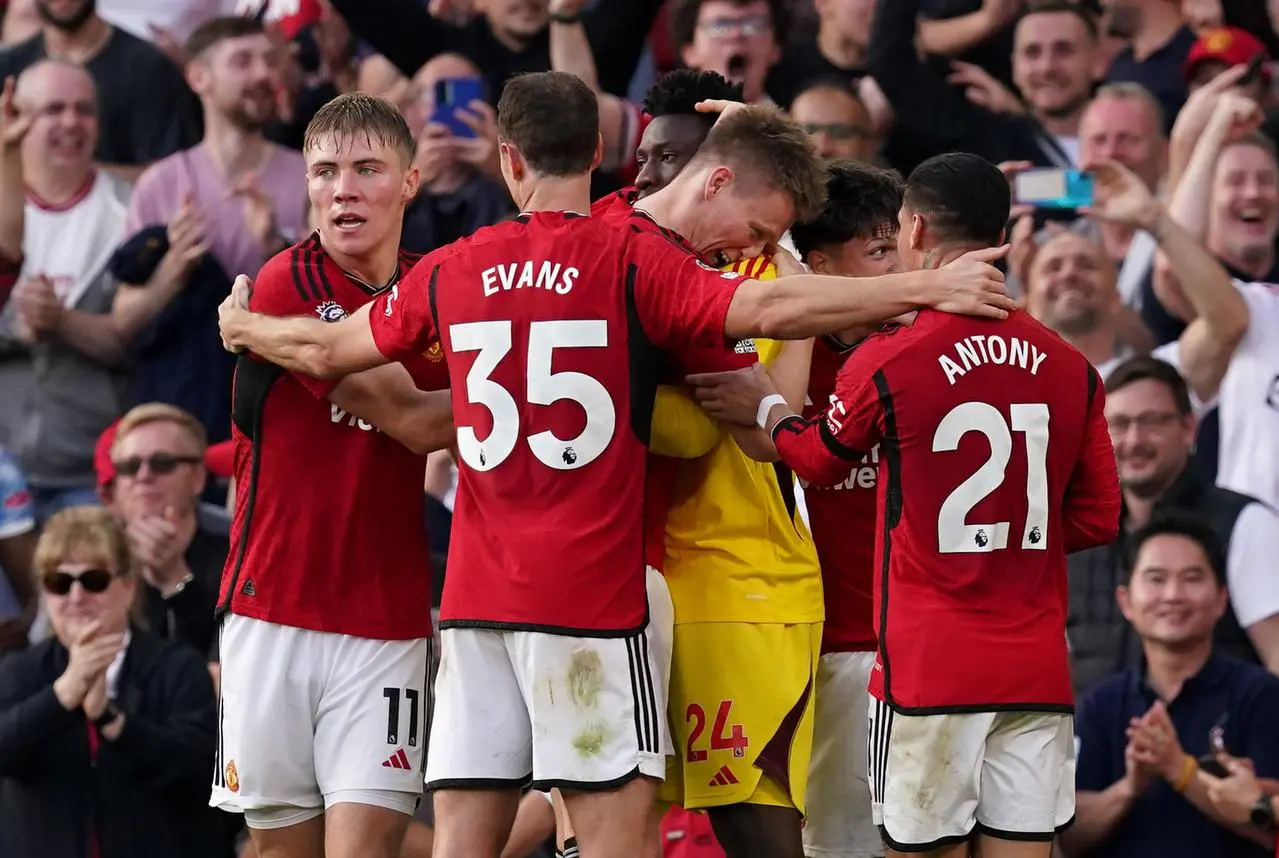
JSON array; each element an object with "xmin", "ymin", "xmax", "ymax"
[
  {"xmin": 0, "ymin": 505, "xmax": 219, "ymax": 858},
  {"xmin": 102, "ymin": 404, "xmax": 228, "ymax": 662}
]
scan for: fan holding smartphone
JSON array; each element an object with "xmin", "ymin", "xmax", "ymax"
[{"xmin": 410, "ymin": 55, "xmax": 503, "ymax": 188}]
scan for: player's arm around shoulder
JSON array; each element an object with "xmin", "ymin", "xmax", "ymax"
[
  {"xmin": 329, "ymin": 368, "xmax": 454, "ymax": 456},
  {"xmin": 218, "ymin": 273, "xmax": 392, "ymax": 380}
]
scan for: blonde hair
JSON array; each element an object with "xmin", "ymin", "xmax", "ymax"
[
  {"xmin": 34, "ymin": 506, "xmax": 145, "ymax": 627},
  {"xmin": 113, "ymin": 402, "xmax": 208, "ymax": 458},
  {"xmin": 34, "ymin": 506, "xmax": 135, "ymax": 582}
]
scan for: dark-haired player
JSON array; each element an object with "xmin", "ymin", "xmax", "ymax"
[
  {"xmin": 208, "ymin": 93, "xmax": 455, "ymax": 858},
  {"xmin": 218, "ymin": 73, "xmax": 1016, "ymax": 858},
  {"xmin": 690, "ymin": 153, "xmax": 1122, "ymax": 858},
  {"xmin": 788, "ymin": 159, "xmax": 905, "ymax": 858},
  {"xmin": 634, "ymin": 68, "xmax": 745, "ymax": 197}
]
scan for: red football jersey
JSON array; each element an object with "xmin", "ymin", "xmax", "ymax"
[
  {"xmin": 802, "ymin": 336, "xmax": 877, "ymax": 655},
  {"xmin": 367, "ymin": 212, "xmax": 749, "ymax": 634},
  {"xmin": 773, "ymin": 309, "xmax": 1121, "ymax": 711},
  {"xmin": 592, "ymin": 186, "xmax": 639, "ymax": 224},
  {"xmin": 218, "ymin": 234, "xmax": 447, "ymax": 640},
  {"xmin": 598, "ymin": 188, "xmax": 758, "ymax": 575}
]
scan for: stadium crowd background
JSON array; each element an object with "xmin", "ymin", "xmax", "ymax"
[{"xmin": 2, "ymin": 0, "xmax": 1279, "ymax": 856}]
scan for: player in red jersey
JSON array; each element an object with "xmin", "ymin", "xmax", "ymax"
[
  {"xmin": 217, "ymin": 75, "xmax": 1017, "ymax": 858},
  {"xmin": 786, "ymin": 160, "xmax": 906, "ymax": 858},
  {"xmin": 208, "ymin": 94, "xmax": 456, "ymax": 858},
  {"xmin": 688, "ymin": 153, "xmax": 1123, "ymax": 858}
]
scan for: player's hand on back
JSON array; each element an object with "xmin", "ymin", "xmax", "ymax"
[
  {"xmin": 931, "ymin": 244, "xmax": 1017, "ymax": 319},
  {"xmin": 686, "ymin": 363, "xmax": 780, "ymax": 426},
  {"xmin": 218, "ymin": 274, "xmax": 254, "ymax": 354}
]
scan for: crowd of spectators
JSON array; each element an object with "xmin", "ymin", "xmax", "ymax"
[{"xmin": 1, "ymin": 0, "xmax": 1279, "ymax": 856}]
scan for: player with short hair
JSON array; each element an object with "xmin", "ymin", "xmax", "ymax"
[
  {"xmin": 208, "ymin": 92, "xmax": 457, "ymax": 858},
  {"xmin": 634, "ymin": 69, "xmax": 744, "ymax": 198},
  {"xmin": 787, "ymin": 160, "xmax": 905, "ymax": 858},
  {"xmin": 217, "ymin": 72, "xmax": 1016, "ymax": 858},
  {"xmin": 688, "ymin": 152, "xmax": 1122, "ymax": 858}
]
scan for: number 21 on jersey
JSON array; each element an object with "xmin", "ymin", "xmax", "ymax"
[
  {"xmin": 933, "ymin": 402, "xmax": 1049, "ymax": 554},
  {"xmin": 449, "ymin": 320, "xmax": 618, "ymax": 472}
]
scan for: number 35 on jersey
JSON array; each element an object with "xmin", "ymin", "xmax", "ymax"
[{"xmin": 450, "ymin": 319, "xmax": 618, "ymax": 472}]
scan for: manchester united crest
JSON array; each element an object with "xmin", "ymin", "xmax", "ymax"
[
  {"xmin": 225, "ymin": 760, "xmax": 240, "ymax": 793},
  {"xmin": 425, "ymin": 341, "xmax": 444, "ymax": 362}
]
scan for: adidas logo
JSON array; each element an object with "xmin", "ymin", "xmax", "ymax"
[
  {"xmin": 382, "ymin": 748, "xmax": 411, "ymax": 770},
  {"xmin": 240, "ymin": 579, "xmax": 256, "ymax": 597},
  {"xmin": 707, "ymin": 765, "xmax": 739, "ymax": 787}
]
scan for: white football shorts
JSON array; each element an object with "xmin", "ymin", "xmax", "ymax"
[
  {"xmin": 804, "ymin": 650, "xmax": 882, "ymax": 858},
  {"xmin": 867, "ymin": 698, "xmax": 1075, "ymax": 851},
  {"xmin": 210, "ymin": 615, "xmax": 433, "ymax": 827},
  {"xmin": 426, "ymin": 567, "xmax": 674, "ymax": 790}
]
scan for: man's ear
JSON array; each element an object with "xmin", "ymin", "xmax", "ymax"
[
  {"xmin": 705, "ymin": 165, "xmax": 734, "ymax": 201},
  {"xmin": 1116, "ymin": 584, "xmax": 1133, "ymax": 623},
  {"xmin": 806, "ymin": 250, "xmax": 829, "ymax": 274},
  {"xmin": 910, "ymin": 213, "xmax": 926, "ymax": 253}
]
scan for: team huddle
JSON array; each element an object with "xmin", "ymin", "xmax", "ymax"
[{"xmin": 211, "ymin": 68, "xmax": 1122, "ymax": 858}]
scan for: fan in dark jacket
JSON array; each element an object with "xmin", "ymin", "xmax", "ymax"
[{"xmin": 0, "ymin": 506, "xmax": 220, "ymax": 858}]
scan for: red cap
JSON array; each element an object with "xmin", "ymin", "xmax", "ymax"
[
  {"xmin": 204, "ymin": 441, "xmax": 235, "ymax": 480},
  {"xmin": 1185, "ymin": 27, "xmax": 1270, "ymax": 81},
  {"xmin": 94, "ymin": 420, "xmax": 120, "ymax": 488},
  {"xmin": 94, "ymin": 419, "xmax": 233, "ymax": 485}
]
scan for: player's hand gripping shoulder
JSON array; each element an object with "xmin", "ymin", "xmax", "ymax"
[
  {"xmin": 686, "ymin": 363, "xmax": 784, "ymax": 428},
  {"xmin": 923, "ymin": 244, "xmax": 1017, "ymax": 318},
  {"xmin": 218, "ymin": 275, "xmax": 390, "ymax": 379}
]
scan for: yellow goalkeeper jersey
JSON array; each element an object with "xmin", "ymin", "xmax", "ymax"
[{"xmin": 661, "ymin": 257, "xmax": 823, "ymax": 625}]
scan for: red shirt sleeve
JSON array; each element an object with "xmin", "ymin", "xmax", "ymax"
[
  {"xmin": 624, "ymin": 231, "xmax": 748, "ymax": 372},
  {"xmin": 249, "ymin": 249, "xmax": 338, "ymax": 400},
  {"xmin": 772, "ymin": 327, "xmax": 906, "ymax": 486},
  {"xmin": 1063, "ymin": 368, "xmax": 1122, "ymax": 553},
  {"xmin": 369, "ymin": 251, "xmax": 444, "ymax": 364}
]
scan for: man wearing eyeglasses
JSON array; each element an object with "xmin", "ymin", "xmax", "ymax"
[
  {"xmin": 788, "ymin": 77, "xmax": 878, "ymax": 163},
  {"xmin": 670, "ymin": 0, "xmax": 785, "ymax": 106},
  {"xmin": 1067, "ymin": 357, "xmax": 1279, "ymax": 695},
  {"xmin": 95, "ymin": 402, "xmax": 229, "ymax": 662}
]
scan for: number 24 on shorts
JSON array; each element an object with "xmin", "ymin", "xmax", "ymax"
[{"xmin": 685, "ymin": 700, "xmax": 749, "ymax": 762}]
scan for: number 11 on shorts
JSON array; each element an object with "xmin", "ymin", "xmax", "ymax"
[
  {"xmin": 383, "ymin": 687, "xmax": 420, "ymax": 747},
  {"xmin": 686, "ymin": 700, "xmax": 749, "ymax": 762}
]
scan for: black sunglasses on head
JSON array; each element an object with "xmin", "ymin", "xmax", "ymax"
[
  {"xmin": 112, "ymin": 453, "xmax": 201, "ymax": 477},
  {"xmin": 42, "ymin": 568, "xmax": 115, "ymax": 595}
]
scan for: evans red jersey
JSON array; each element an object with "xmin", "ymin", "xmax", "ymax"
[
  {"xmin": 773, "ymin": 309, "xmax": 1120, "ymax": 712},
  {"xmin": 591, "ymin": 187, "xmax": 639, "ymax": 224},
  {"xmin": 218, "ymin": 234, "xmax": 448, "ymax": 639},
  {"xmin": 367, "ymin": 211, "xmax": 750, "ymax": 635},
  {"xmin": 802, "ymin": 336, "xmax": 877, "ymax": 654}
]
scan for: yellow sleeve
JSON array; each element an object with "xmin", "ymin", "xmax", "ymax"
[{"xmin": 650, "ymin": 385, "xmax": 720, "ymax": 459}]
